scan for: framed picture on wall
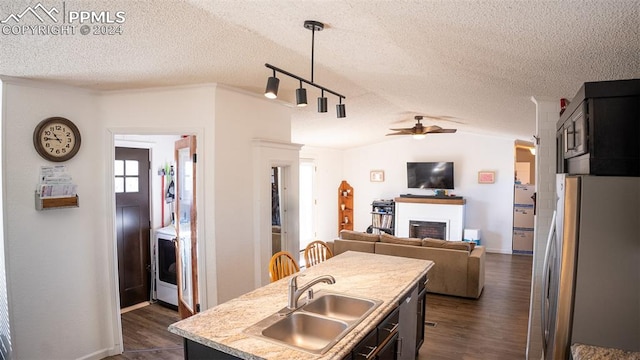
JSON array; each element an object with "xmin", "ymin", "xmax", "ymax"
[
  {"xmin": 370, "ymin": 170, "xmax": 385, "ymax": 182},
  {"xmin": 478, "ymin": 171, "xmax": 495, "ymax": 184}
]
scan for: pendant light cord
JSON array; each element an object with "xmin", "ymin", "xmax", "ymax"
[{"xmin": 310, "ymin": 26, "xmax": 315, "ymax": 83}]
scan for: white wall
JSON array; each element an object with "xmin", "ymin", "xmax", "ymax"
[
  {"xmin": 304, "ymin": 132, "xmax": 517, "ymax": 253},
  {"xmin": 1, "ymin": 80, "xmax": 294, "ymax": 359},
  {"xmin": 213, "ymin": 87, "xmax": 293, "ymax": 302},
  {"xmin": 299, "ymin": 146, "xmax": 345, "ymax": 244},
  {"xmin": 2, "ymin": 79, "xmax": 111, "ymax": 360}
]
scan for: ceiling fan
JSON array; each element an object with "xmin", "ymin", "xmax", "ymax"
[{"xmin": 386, "ymin": 116, "xmax": 457, "ymax": 138}]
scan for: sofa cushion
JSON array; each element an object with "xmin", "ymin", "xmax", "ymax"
[
  {"xmin": 333, "ymin": 239, "xmax": 375, "ymax": 254},
  {"xmin": 442, "ymin": 241, "xmax": 473, "ymax": 252},
  {"xmin": 339, "ymin": 230, "xmax": 380, "ymax": 242},
  {"xmin": 421, "ymin": 238, "xmax": 447, "ymax": 248},
  {"xmin": 380, "ymin": 233, "xmax": 422, "ymax": 246}
]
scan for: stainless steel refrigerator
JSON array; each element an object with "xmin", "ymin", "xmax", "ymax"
[{"xmin": 541, "ymin": 174, "xmax": 640, "ymax": 359}]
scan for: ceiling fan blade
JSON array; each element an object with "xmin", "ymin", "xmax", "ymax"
[
  {"xmin": 421, "ymin": 115, "xmax": 465, "ymax": 124},
  {"xmin": 386, "ymin": 131, "xmax": 412, "ymax": 136},
  {"xmin": 429, "ymin": 128, "xmax": 457, "ymax": 134},
  {"xmin": 422, "ymin": 125, "xmax": 443, "ymax": 133},
  {"xmin": 389, "ymin": 127, "xmax": 415, "ymax": 131}
]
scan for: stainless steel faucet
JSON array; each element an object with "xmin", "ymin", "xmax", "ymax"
[{"xmin": 287, "ymin": 274, "xmax": 336, "ymax": 310}]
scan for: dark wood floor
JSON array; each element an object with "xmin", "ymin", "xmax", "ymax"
[
  {"xmin": 104, "ymin": 303, "xmax": 183, "ymax": 360},
  {"xmin": 419, "ymin": 253, "xmax": 532, "ymax": 360},
  {"xmin": 104, "ymin": 253, "xmax": 532, "ymax": 360}
]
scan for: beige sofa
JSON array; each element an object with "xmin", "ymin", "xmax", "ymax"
[{"xmin": 327, "ymin": 231, "xmax": 485, "ymax": 299}]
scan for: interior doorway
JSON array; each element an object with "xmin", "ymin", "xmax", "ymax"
[
  {"xmin": 271, "ymin": 166, "xmax": 283, "ymax": 255},
  {"xmin": 111, "ymin": 133, "xmax": 200, "ymax": 355}
]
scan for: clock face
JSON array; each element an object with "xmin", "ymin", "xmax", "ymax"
[{"xmin": 33, "ymin": 117, "xmax": 81, "ymax": 162}]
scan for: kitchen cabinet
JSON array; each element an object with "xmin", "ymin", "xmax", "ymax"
[
  {"xmin": 416, "ymin": 275, "xmax": 427, "ymax": 353},
  {"xmin": 556, "ymin": 79, "xmax": 640, "ymax": 176},
  {"xmin": 351, "ymin": 306, "xmax": 400, "ymax": 360}
]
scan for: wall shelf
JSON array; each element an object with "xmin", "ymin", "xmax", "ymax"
[
  {"xmin": 35, "ymin": 192, "xmax": 79, "ymax": 210},
  {"xmin": 338, "ymin": 180, "xmax": 354, "ymax": 233}
]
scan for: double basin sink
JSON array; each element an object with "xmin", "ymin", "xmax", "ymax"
[{"xmin": 245, "ymin": 291, "xmax": 382, "ymax": 354}]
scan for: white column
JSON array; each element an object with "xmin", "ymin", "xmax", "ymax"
[{"xmin": 526, "ymin": 97, "xmax": 559, "ymax": 360}]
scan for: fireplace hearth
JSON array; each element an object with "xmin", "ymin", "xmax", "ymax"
[{"xmin": 410, "ymin": 220, "xmax": 446, "ymax": 239}]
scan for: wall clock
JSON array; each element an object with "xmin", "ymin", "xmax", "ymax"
[{"xmin": 33, "ymin": 117, "xmax": 82, "ymax": 162}]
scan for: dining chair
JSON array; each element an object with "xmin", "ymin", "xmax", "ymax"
[
  {"xmin": 304, "ymin": 240, "xmax": 334, "ymax": 268},
  {"xmin": 269, "ymin": 251, "xmax": 300, "ymax": 282}
]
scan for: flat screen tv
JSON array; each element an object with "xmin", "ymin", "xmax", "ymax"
[{"xmin": 407, "ymin": 162, "xmax": 454, "ymax": 189}]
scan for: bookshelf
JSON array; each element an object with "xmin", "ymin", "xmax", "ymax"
[
  {"xmin": 338, "ymin": 180, "xmax": 354, "ymax": 233},
  {"xmin": 371, "ymin": 200, "xmax": 395, "ymax": 235}
]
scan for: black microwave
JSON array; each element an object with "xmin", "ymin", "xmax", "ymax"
[{"xmin": 556, "ymin": 79, "xmax": 640, "ymax": 176}]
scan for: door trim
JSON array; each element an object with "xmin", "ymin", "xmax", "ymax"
[{"xmin": 105, "ymin": 129, "xmax": 208, "ymax": 355}]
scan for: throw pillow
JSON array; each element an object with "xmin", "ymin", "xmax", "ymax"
[
  {"xmin": 380, "ymin": 233, "xmax": 422, "ymax": 246},
  {"xmin": 340, "ymin": 230, "xmax": 380, "ymax": 242},
  {"xmin": 421, "ymin": 238, "xmax": 447, "ymax": 248}
]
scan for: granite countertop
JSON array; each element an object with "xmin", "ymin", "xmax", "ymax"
[
  {"xmin": 571, "ymin": 343, "xmax": 640, "ymax": 360},
  {"xmin": 168, "ymin": 251, "xmax": 433, "ymax": 360}
]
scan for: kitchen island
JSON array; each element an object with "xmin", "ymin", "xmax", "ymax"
[{"xmin": 168, "ymin": 251, "xmax": 434, "ymax": 359}]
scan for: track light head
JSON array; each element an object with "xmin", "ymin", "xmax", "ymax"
[
  {"xmin": 296, "ymin": 84, "xmax": 308, "ymax": 107},
  {"xmin": 336, "ymin": 98, "xmax": 346, "ymax": 118},
  {"xmin": 264, "ymin": 74, "xmax": 279, "ymax": 99},
  {"xmin": 318, "ymin": 90, "xmax": 328, "ymax": 113}
]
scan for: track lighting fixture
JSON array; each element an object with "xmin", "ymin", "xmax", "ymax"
[
  {"xmin": 296, "ymin": 81, "xmax": 308, "ymax": 107},
  {"xmin": 264, "ymin": 20, "xmax": 346, "ymax": 118}
]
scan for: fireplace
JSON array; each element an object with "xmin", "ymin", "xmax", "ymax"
[
  {"xmin": 394, "ymin": 197, "xmax": 465, "ymax": 240},
  {"xmin": 410, "ymin": 220, "xmax": 446, "ymax": 239}
]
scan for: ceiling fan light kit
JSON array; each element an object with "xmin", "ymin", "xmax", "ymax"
[{"xmin": 264, "ymin": 20, "xmax": 346, "ymax": 117}]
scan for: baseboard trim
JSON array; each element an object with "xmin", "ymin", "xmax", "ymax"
[
  {"xmin": 75, "ymin": 347, "xmax": 115, "ymax": 360},
  {"xmin": 121, "ymin": 301, "xmax": 151, "ymax": 314}
]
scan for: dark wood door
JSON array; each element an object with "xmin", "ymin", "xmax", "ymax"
[{"xmin": 116, "ymin": 147, "xmax": 151, "ymax": 308}]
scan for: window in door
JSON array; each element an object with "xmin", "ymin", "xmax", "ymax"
[{"xmin": 115, "ymin": 160, "xmax": 140, "ymax": 193}]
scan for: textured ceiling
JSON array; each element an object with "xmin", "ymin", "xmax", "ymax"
[{"xmin": 1, "ymin": 0, "xmax": 639, "ymax": 149}]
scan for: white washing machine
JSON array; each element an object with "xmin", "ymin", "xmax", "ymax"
[{"xmin": 153, "ymin": 225, "xmax": 178, "ymax": 307}]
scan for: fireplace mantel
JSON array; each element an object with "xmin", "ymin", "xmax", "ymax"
[
  {"xmin": 394, "ymin": 196, "xmax": 465, "ymax": 240},
  {"xmin": 394, "ymin": 196, "xmax": 465, "ymax": 205}
]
